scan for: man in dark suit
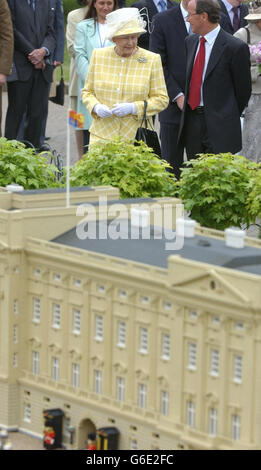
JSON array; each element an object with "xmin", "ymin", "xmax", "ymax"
[
  {"xmin": 132, "ymin": 0, "xmax": 176, "ymax": 50},
  {"xmin": 0, "ymin": 0, "xmax": 13, "ymax": 137},
  {"xmin": 218, "ymin": 0, "xmax": 248, "ymax": 33},
  {"xmin": 40, "ymin": 0, "xmax": 64, "ymax": 147},
  {"xmin": 5, "ymin": 0, "xmax": 55, "ymax": 149},
  {"xmin": 150, "ymin": 1, "xmax": 189, "ymax": 178},
  {"xmin": 179, "ymin": 0, "xmax": 251, "ymax": 160}
]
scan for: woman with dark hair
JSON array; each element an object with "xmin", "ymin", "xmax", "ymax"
[
  {"xmin": 66, "ymin": 0, "xmax": 89, "ymax": 158},
  {"xmin": 74, "ymin": 0, "xmax": 118, "ymax": 154}
]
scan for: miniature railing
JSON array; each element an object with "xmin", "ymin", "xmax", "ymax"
[{"xmin": 25, "ymin": 237, "xmax": 168, "ymax": 282}]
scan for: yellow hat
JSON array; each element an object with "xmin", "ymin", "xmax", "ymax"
[{"xmin": 105, "ymin": 8, "xmax": 147, "ymax": 41}]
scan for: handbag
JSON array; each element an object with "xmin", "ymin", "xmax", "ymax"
[
  {"xmin": 49, "ymin": 65, "xmax": 64, "ymax": 106},
  {"xmin": 135, "ymin": 100, "xmax": 161, "ymax": 157}
]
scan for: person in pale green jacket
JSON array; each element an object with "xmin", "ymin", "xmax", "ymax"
[{"xmin": 74, "ymin": 0, "xmax": 117, "ymax": 155}]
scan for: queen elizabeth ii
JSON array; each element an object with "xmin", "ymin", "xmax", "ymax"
[{"xmin": 81, "ymin": 8, "xmax": 169, "ymax": 145}]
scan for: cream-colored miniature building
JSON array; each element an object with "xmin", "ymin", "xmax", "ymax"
[{"xmin": 0, "ymin": 185, "xmax": 261, "ymax": 450}]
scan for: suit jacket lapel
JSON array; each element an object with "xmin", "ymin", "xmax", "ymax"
[
  {"xmin": 204, "ymin": 29, "xmax": 225, "ymax": 80},
  {"xmin": 167, "ymin": 0, "xmax": 174, "ymax": 9},
  {"xmin": 187, "ymin": 35, "xmax": 199, "ymax": 79},
  {"xmin": 34, "ymin": 0, "xmax": 43, "ymax": 46},
  {"xmin": 146, "ymin": 0, "xmax": 158, "ymax": 17},
  {"xmin": 173, "ymin": 6, "xmax": 189, "ymax": 40}
]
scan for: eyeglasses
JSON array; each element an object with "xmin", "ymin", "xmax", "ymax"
[{"xmin": 185, "ymin": 12, "xmax": 199, "ymax": 19}]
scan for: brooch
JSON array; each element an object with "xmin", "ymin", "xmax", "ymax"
[{"xmin": 137, "ymin": 56, "xmax": 147, "ymax": 63}]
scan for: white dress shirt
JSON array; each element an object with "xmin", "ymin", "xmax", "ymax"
[
  {"xmin": 196, "ymin": 25, "xmax": 221, "ymax": 105},
  {"xmin": 180, "ymin": 1, "xmax": 191, "ymax": 34}
]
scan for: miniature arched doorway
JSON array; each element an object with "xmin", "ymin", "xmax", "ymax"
[{"xmin": 77, "ymin": 418, "xmax": 96, "ymax": 449}]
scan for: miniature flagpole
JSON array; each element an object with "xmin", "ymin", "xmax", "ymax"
[
  {"xmin": 67, "ymin": 110, "xmax": 84, "ymax": 208},
  {"xmin": 66, "ymin": 108, "xmax": 70, "ymax": 208}
]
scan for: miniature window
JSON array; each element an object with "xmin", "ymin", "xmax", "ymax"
[
  {"xmin": 189, "ymin": 310, "xmax": 198, "ymax": 319},
  {"xmin": 141, "ymin": 296, "xmax": 149, "ymax": 304},
  {"xmin": 212, "ymin": 316, "xmax": 220, "ymax": 325},
  {"xmin": 52, "ymin": 303, "xmax": 61, "ymax": 329},
  {"xmin": 98, "ymin": 285, "xmax": 105, "ymax": 293},
  {"xmin": 72, "ymin": 363, "xmax": 79, "ymax": 388},
  {"xmin": 161, "ymin": 391, "xmax": 169, "ymax": 416},
  {"xmin": 32, "ymin": 351, "xmax": 39, "ymax": 375},
  {"xmin": 74, "ymin": 279, "xmax": 82, "ymax": 287},
  {"xmin": 138, "ymin": 383, "xmax": 147, "ymax": 409},
  {"xmin": 233, "ymin": 355, "xmax": 243, "ymax": 383},
  {"xmin": 117, "ymin": 321, "xmax": 126, "ymax": 348},
  {"xmin": 232, "ymin": 415, "xmax": 240, "ymax": 441},
  {"xmin": 119, "ymin": 290, "xmax": 127, "ymax": 299},
  {"xmin": 187, "ymin": 401, "xmax": 195, "ymax": 428},
  {"xmin": 13, "ymin": 325, "xmax": 18, "ymax": 344},
  {"xmin": 235, "ymin": 322, "xmax": 244, "ymax": 331},
  {"xmin": 94, "ymin": 370, "xmax": 102, "ymax": 394},
  {"xmin": 95, "ymin": 315, "xmax": 103, "ymax": 341},
  {"xmin": 210, "ymin": 349, "xmax": 219, "ymax": 377},
  {"xmin": 209, "ymin": 408, "xmax": 218, "ymax": 437},
  {"xmin": 13, "ymin": 352, "xmax": 18, "ymax": 368},
  {"xmin": 116, "ymin": 377, "xmax": 125, "ymax": 402},
  {"xmin": 188, "ymin": 342, "xmax": 197, "ymax": 370},
  {"xmin": 161, "ymin": 333, "xmax": 170, "ymax": 360},
  {"xmin": 24, "ymin": 403, "xmax": 31, "ymax": 423},
  {"xmin": 64, "ymin": 417, "xmax": 71, "ymax": 437},
  {"xmin": 13, "ymin": 299, "xmax": 19, "ymax": 315},
  {"xmin": 163, "ymin": 301, "xmax": 172, "ymax": 310},
  {"xmin": 53, "ymin": 273, "xmax": 61, "ymax": 282},
  {"xmin": 33, "ymin": 268, "xmax": 41, "ymax": 276},
  {"xmin": 52, "ymin": 357, "xmax": 59, "ymax": 382},
  {"xmin": 130, "ymin": 439, "xmax": 138, "ymax": 450},
  {"xmin": 139, "ymin": 327, "xmax": 148, "ymax": 354},
  {"xmin": 33, "ymin": 297, "xmax": 41, "ymax": 323},
  {"xmin": 73, "ymin": 309, "xmax": 81, "ymax": 335}
]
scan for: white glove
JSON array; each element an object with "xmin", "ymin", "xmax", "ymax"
[
  {"xmin": 94, "ymin": 104, "xmax": 113, "ymax": 118},
  {"xmin": 111, "ymin": 103, "xmax": 137, "ymax": 117}
]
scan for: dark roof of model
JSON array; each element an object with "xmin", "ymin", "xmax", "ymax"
[{"xmin": 52, "ymin": 219, "xmax": 261, "ymax": 276}]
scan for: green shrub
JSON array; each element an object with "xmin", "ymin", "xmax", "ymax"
[
  {"xmin": 63, "ymin": 0, "xmax": 79, "ymax": 19},
  {"xmin": 69, "ymin": 137, "xmax": 177, "ymax": 198},
  {"xmin": 0, "ymin": 138, "xmax": 59, "ymax": 189},
  {"xmin": 178, "ymin": 153, "xmax": 260, "ymax": 231}
]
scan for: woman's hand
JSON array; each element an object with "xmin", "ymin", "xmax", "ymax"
[
  {"xmin": 94, "ymin": 104, "xmax": 113, "ymax": 118},
  {"xmin": 112, "ymin": 103, "xmax": 137, "ymax": 117}
]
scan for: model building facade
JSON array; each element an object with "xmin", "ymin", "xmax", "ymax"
[{"xmin": 0, "ymin": 186, "xmax": 260, "ymax": 450}]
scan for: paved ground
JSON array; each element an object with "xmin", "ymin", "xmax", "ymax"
[{"xmin": 3, "ymin": 431, "xmax": 44, "ymax": 450}]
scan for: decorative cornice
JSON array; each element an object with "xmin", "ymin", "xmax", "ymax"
[{"xmin": 90, "ymin": 355, "xmax": 104, "ymax": 368}]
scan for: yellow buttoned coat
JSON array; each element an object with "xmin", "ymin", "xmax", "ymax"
[{"xmin": 81, "ymin": 46, "xmax": 169, "ymax": 143}]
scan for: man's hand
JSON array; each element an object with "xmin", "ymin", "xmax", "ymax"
[
  {"xmin": 34, "ymin": 61, "xmax": 46, "ymax": 70},
  {"xmin": 53, "ymin": 61, "xmax": 62, "ymax": 67},
  {"xmin": 175, "ymin": 94, "xmax": 185, "ymax": 111},
  {"xmin": 28, "ymin": 48, "xmax": 46, "ymax": 65},
  {"xmin": 0, "ymin": 73, "xmax": 7, "ymax": 87}
]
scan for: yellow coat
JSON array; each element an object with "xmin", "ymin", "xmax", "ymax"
[{"xmin": 81, "ymin": 46, "xmax": 169, "ymax": 143}]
